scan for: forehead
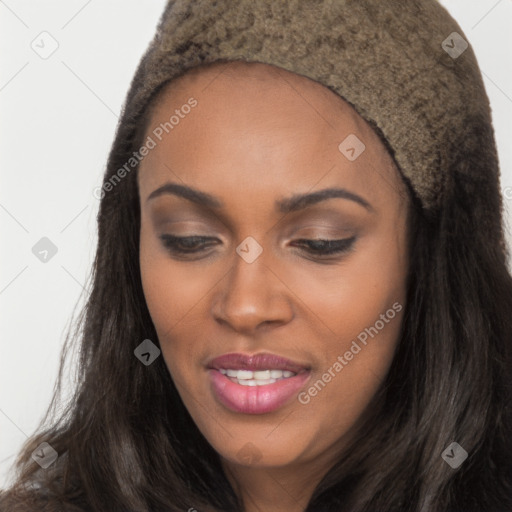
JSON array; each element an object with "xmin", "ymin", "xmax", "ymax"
[{"xmin": 137, "ymin": 61, "xmax": 406, "ymax": 211}]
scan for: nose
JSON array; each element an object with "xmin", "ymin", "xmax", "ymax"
[{"xmin": 211, "ymin": 248, "xmax": 294, "ymax": 334}]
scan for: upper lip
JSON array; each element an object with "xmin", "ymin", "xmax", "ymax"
[{"xmin": 207, "ymin": 352, "xmax": 310, "ymax": 373}]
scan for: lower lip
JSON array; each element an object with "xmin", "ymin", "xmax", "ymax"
[{"xmin": 208, "ymin": 369, "xmax": 310, "ymax": 414}]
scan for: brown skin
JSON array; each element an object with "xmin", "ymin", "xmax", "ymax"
[{"xmin": 138, "ymin": 61, "xmax": 410, "ymax": 512}]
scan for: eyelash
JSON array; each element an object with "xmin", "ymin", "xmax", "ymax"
[{"xmin": 159, "ymin": 234, "xmax": 356, "ymax": 259}]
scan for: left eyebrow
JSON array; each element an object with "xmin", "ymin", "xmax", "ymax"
[
  {"xmin": 146, "ymin": 182, "xmax": 374, "ymax": 213},
  {"xmin": 276, "ymin": 187, "xmax": 374, "ymax": 214}
]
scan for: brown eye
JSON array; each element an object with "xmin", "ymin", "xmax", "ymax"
[
  {"xmin": 290, "ymin": 236, "xmax": 356, "ymax": 256},
  {"xmin": 160, "ymin": 234, "xmax": 219, "ymax": 255}
]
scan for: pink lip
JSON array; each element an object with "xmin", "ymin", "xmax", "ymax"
[
  {"xmin": 207, "ymin": 352, "xmax": 311, "ymax": 414},
  {"xmin": 208, "ymin": 352, "xmax": 310, "ymax": 373}
]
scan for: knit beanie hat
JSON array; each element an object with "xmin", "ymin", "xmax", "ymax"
[{"xmin": 111, "ymin": 0, "xmax": 503, "ymax": 235}]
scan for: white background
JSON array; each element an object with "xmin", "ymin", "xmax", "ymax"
[{"xmin": 1, "ymin": 0, "xmax": 511, "ymax": 489}]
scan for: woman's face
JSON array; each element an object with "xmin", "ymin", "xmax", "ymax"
[{"xmin": 138, "ymin": 62, "xmax": 409, "ymax": 475}]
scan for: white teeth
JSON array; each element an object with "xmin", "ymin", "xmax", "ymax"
[
  {"xmin": 217, "ymin": 368, "xmax": 297, "ymax": 385},
  {"xmin": 253, "ymin": 370, "xmax": 271, "ymax": 380},
  {"xmin": 240, "ymin": 379, "xmax": 257, "ymax": 386},
  {"xmin": 237, "ymin": 370, "xmax": 254, "ymax": 380}
]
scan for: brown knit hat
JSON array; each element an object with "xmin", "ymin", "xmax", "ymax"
[{"xmin": 114, "ymin": 0, "xmax": 502, "ymax": 222}]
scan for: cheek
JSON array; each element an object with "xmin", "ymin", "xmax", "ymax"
[
  {"xmin": 139, "ymin": 229, "xmax": 226, "ymax": 375},
  {"xmin": 140, "ymin": 226, "xmax": 210, "ymax": 328},
  {"xmin": 298, "ymin": 305, "xmax": 404, "ymax": 458},
  {"xmin": 287, "ymin": 231, "xmax": 406, "ymax": 344},
  {"xmin": 292, "ymin": 229, "xmax": 407, "ymax": 438}
]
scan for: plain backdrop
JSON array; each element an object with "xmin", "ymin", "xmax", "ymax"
[{"xmin": 1, "ymin": 0, "xmax": 511, "ymax": 489}]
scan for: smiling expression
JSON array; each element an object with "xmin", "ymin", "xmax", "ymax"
[{"xmin": 138, "ymin": 61, "xmax": 410, "ymax": 472}]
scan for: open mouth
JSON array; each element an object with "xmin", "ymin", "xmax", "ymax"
[{"xmin": 207, "ymin": 352, "xmax": 311, "ymax": 414}]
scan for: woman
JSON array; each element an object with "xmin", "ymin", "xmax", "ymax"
[{"xmin": 1, "ymin": 1, "xmax": 511, "ymax": 511}]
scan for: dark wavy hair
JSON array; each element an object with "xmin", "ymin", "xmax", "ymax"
[{"xmin": 1, "ymin": 61, "xmax": 512, "ymax": 511}]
